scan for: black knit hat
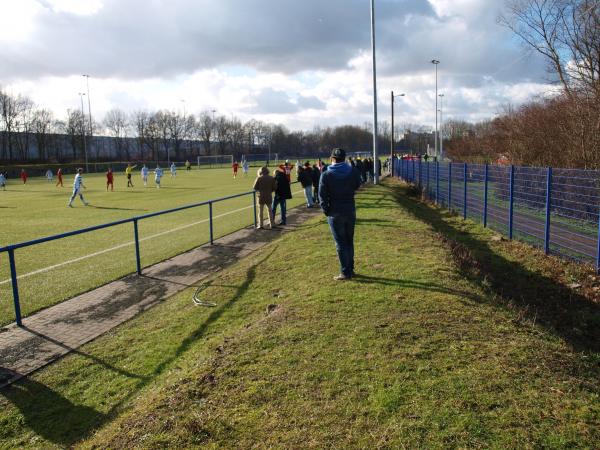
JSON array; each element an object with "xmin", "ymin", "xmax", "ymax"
[{"xmin": 331, "ymin": 148, "xmax": 346, "ymax": 160}]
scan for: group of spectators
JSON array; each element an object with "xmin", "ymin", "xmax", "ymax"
[{"xmin": 253, "ymin": 148, "xmax": 363, "ymax": 281}]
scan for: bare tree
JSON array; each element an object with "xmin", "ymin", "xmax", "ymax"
[
  {"xmin": 32, "ymin": 109, "xmax": 54, "ymax": 161},
  {"xmin": 197, "ymin": 111, "xmax": 214, "ymax": 155},
  {"xmin": 65, "ymin": 109, "xmax": 85, "ymax": 160},
  {"xmin": 104, "ymin": 108, "xmax": 130, "ymax": 159}
]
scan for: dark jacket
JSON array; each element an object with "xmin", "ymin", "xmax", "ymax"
[
  {"xmin": 274, "ymin": 169, "xmax": 292, "ymax": 199},
  {"xmin": 298, "ymin": 168, "xmax": 313, "ymax": 188},
  {"xmin": 311, "ymin": 166, "xmax": 321, "ymax": 187},
  {"xmin": 318, "ymin": 162, "xmax": 361, "ymax": 217}
]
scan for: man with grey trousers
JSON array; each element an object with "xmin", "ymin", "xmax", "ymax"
[{"xmin": 319, "ymin": 148, "xmax": 362, "ymax": 281}]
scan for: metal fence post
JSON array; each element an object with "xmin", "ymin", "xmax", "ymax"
[
  {"xmin": 252, "ymin": 191, "xmax": 258, "ymax": 229},
  {"xmin": 463, "ymin": 162, "xmax": 468, "ymax": 219},
  {"xmin": 483, "ymin": 163, "xmax": 489, "ymax": 227},
  {"xmin": 426, "ymin": 161, "xmax": 430, "ymax": 196},
  {"xmin": 418, "ymin": 159, "xmax": 422, "ymax": 188},
  {"xmin": 412, "ymin": 158, "xmax": 416, "ymax": 183},
  {"xmin": 508, "ymin": 165, "xmax": 515, "ymax": 240},
  {"xmin": 8, "ymin": 249, "xmax": 22, "ymax": 327},
  {"xmin": 209, "ymin": 202, "xmax": 214, "ymax": 245},
  {"xmin": 436, "ymin": 161, "xmax": 440, "ymax": 205},
  {"xmin": 133, "ymin": 219, "xmax": 141, "ymax": 275},
  {"xmin": 448, "ymin": 163, "xmax": 452, "ymax": 210},
  {"xmin": 545, "ymin": 167, "xmax": 552, "ymax": 255}
]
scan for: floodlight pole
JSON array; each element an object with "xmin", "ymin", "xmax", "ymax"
[
  {"xmin": 438, "ymin": 93, "xmax": 444, "ymax": 160},
  {"xmin": 78, "ymin": 93, "xmax": 89, "ymax": 172},
  {"xmin": 82, "ymin": 75, "xmax": 92, "ymax": 172},
  {"xmin": 390, "ymin": 91, "xmax": 405, "ymax": 176},
  {"xmin": 370, "ymin": 0, "xmax": 379, "ymax": 184},
  {"xmin": 431, "ymin": 60, "xmax": 440, "ymax": 160}
]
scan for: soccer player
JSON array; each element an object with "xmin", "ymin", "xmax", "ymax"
[
  {"xmin": 242, "ymin": 160, "xmax": 249, "ymax": 177},
  {"xmin": 45, "ymin": 169, "xmax": 53, "ymax": 183},
  {"xmin": 67, "ymin": 168, "xmax": 89, "ymax": 207},
  {"xmin": 125, "ymin": 163, "xmax": 137, "ymax": 187},
  {"xmin": 20, "ymin": 169, "xmax": 28, "ymax": 184},
  {"xmin": 56, "ymin": 168, "xmax": 64, "ymax": 187},
  {"xmin": 106, "ymin": 168, "xmax": 114, "ymax": 191},
  {"xmin": 232, "ymin": 161, "xmax": 239, "ymax": 178},
  {"xmin": 185, "ymin": 160, "xmax": 191, "ymax": 171},
  {"xmin": 141, "ymin": 164, "xmax": 149, "ymax": 186},
  {"xmin": 170, "ymin": 162, "xmax": 177, "ymax": 177},
  {"xmin": 154, "ymin": 165, "xmax": 163, "ymax": 188},
  {"xmin": 0, "ymin": 172, "xmax": 6, "ymax": 191}
]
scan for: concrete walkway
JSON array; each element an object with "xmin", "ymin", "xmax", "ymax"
[{"xmin": 0, "ymin": 207, "xmax": 320, "ymax": 387}]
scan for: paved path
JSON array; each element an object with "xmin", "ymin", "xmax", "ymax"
[{"xmin": 0, "ymin": 207, "xmax": 320, "ymax": 387}]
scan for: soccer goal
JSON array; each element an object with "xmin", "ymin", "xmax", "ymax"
[
  {"xmin": 241, "ymin": 153, "xmax": 279, "ymax": 167},
  {"xmin": 196, "ymin": 155, "xmax": 234, "ymax": 169}
]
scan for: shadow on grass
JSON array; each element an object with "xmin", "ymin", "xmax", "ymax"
[
  {"xmin": 386, "ymin": 181, "xmax": 600, "ymax": 354},
  {"xmin": 1, "ymin": 369, "xmax": 106, "ymax": 447},
  {"xmin": 0, "ymin": 245, "xmax": 275, "ymax": 447}
]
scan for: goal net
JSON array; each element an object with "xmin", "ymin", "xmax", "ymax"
[
  {"xmin": 196, "ymin": 155, "xmax": 234, "ymax": 168},
  {"xmin": 241, "ymin": 153, "xmax": 279, "ymax": 167}
]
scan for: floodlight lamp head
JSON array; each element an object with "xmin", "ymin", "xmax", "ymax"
[{"xmin": 431, "ymin": 59, "xmax": 440, "ymax": 64}]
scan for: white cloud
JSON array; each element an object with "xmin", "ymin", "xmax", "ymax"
[{"xmin": 0, "ymin": 0, "xmax": 554, "ymax": 131}]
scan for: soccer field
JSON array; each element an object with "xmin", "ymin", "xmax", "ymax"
[{"xmin": 0, "ymin": 167, "xmax": 306, "ymax": 326}]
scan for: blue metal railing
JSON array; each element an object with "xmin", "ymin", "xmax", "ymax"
[
  {"xmin": 0, "ymin": 189, "xmax": 265, "ymax": 326},
  {"xmin": 394, "ymin": 159, "xmax": 600, "ymax": 272}
]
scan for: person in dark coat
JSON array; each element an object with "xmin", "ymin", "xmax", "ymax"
[
  {"xmin": 311, "ymin": 164, "xmax": 321, "ymax": 204},
  {"xmin": 298, "ymin": 163, "xmax": 314, "ymax": 208},
  {"xmin": 272, "ymin": 167, "xmax": 292, "ymax": 225},
  {"xmin": 356, "ymin": 158, "xmax": 366, "ymax": 184},
  {"xmin": 319, "ymin": 148, "xmax": 362, "ymax": 281}
]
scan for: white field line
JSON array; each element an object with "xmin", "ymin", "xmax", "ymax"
[{"xmin": 1, "ymin": 189, "xmax": 305, "ymax": 286}]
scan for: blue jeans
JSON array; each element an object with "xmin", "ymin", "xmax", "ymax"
[
  {"xmin": 327, "ymin": 215, "xmax": 356, "ymax": 277},
  {"xmin": 303, "ymin": 186, "xmax": 314, "ymax": 207},
  {"xmin": 272, "ymin": 195, "xmax": 287, "ymax": 224}
]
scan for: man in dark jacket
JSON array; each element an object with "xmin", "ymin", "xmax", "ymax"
[
  {"xmin": 298, "ymin": 162, "xmax": 314, "ymax": 207},
  {"xmin": 319, "ymin": 148, "xmax": 362, "ymax": 281},
  {"xmin": 272, "ymin": 167, "xmax": 292, "ymax": 225},
  {"xmin": 311, "ymin": 164, "xmax": 321, "ymax": 204},
  {"xmin": 356, "ymin": 158, "xmax": 366, "ymax": 184}
]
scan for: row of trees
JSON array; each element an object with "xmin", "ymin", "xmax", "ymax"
[
  {"xmin": 2, "ymin": 85, "xmax": 430, "ymax": 163},
  {"xmin": 445, "ymin": 0, "xmax": 599, "ymax": 169}
]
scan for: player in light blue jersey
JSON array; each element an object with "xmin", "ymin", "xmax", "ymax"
[
  {"xmin": 170, "ymin": 162, "xmax": 177, "ymax": 177},
  {"xmin": 68, "ymin": 168, "xmax": 89, "ymax": 207},
  {"xmin": 141, "ymin": 164, "xmax": 149, "ymax": 186},
  {"xmin": 0, "ymin": 172, "xmax": 6, "ymax": 190},
  {"xmin": 154, "ymin": 165, "xmax": 164, "ymax": 188}
]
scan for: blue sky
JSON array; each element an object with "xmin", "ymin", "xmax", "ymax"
[{"xmin": 0, "ymin": 0, "xmax": 556, "ymax": 130}]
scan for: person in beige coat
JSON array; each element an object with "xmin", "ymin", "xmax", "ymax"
[{"xmin": 253, "ymin": 166, "xmax": 277, "ymax": 229}]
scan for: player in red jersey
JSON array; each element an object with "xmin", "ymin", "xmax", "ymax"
[
  {"xmin": 56, "ymin": 168, "xmax": 63, "ymax": 187},
  {"xmin": 20, "ymin": 169, "xmax": 28, "ymax": 184},
  {"xmin": 232, "ymin": 161, "xmax": 239, "ymax": 178},
  {"xmin": 106, "ymin": 168, "xmax": 114, "ymax": 191}
]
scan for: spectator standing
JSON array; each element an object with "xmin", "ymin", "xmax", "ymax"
[
  {"xmin": 356, "ymin": 158, "xmax": 366, "ymax": 184},
  {"xmin": 253, "ymin": 166, "xmax": 277, "ymax": 229},
  {"xmin": 272, "ymin": 166, "xmax": 292, "ymax": 225},
  {"xmin": 319, "ymin": 148, "xmax": 362, "ymax": 281},
  {"xmin": 298, "ymin": 162, "xmax": 314, "ymax": 208},
  {"xmin": 311, "ymin": 163, "xmax": 321, "ymax": 204}
]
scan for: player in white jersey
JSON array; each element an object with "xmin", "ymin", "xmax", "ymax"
[
  {"xmin": 45, "ymin": 169, "xmax": 53, "ymax": 182},
  {"xmin": 67, "ymin": 168, "xmax": 89, "ymax": 207},
  {"xmin": 242, "ymin": 160, "xmax": 249, "ymax": 177},
  {"xmin": 141, "ymin": 164, "xmax": 149, "ymax": 186},
  {"xmin": 170, "ymin": 162, "xmax": 177, "ymax": 177},
  {"xmin": 154, "ymin": 165, "xmax": 164, "ymax": 188}
]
